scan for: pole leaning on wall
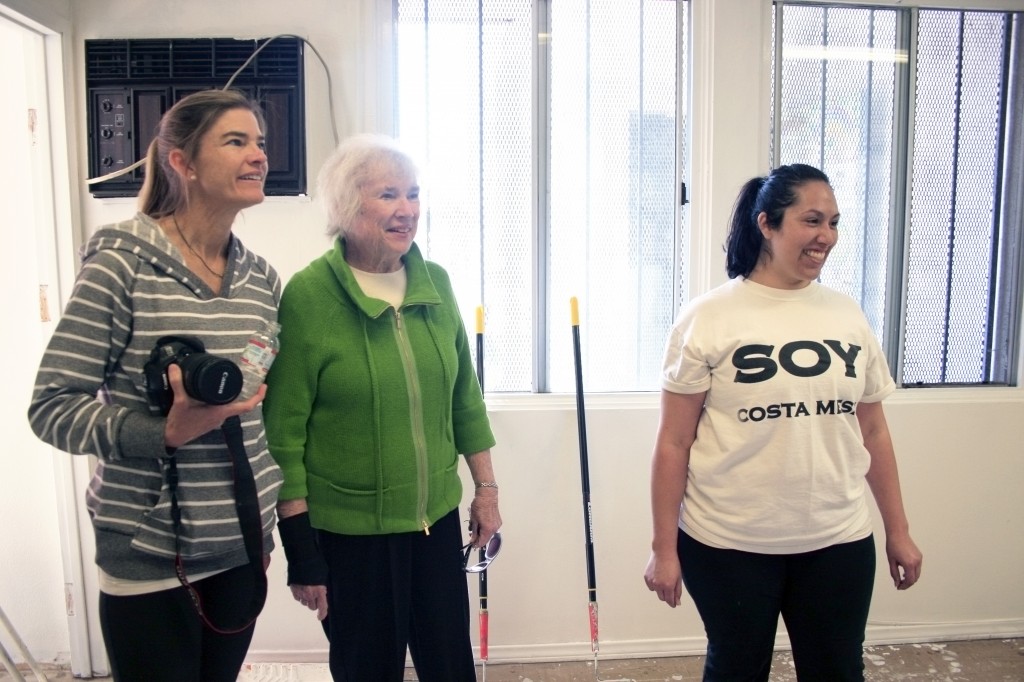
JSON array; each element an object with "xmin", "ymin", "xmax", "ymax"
[
  {"xmin": 570, "ymin": 297, "xmax": 600, "ymax": 678},
  {"xmin": 474, "ymin": 305, "xmax": 490, "ymax": 681},
  {"xmin": 0, "ymin": 603, "xmax": 49, "ymax": 681}
]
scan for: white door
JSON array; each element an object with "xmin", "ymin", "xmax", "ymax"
[{"xmin": 0, "ymin": 9, "xmax": 107, "ymax": 677}]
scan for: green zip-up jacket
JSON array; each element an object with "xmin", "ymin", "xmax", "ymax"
[{"xmin": 264, "ymin": 239, "xmax": 495, "ymax": 534}]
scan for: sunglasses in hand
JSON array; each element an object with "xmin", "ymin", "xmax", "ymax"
[{"xmin": 462, "ymin": 531, "xmax": 502, "ymax": 573}]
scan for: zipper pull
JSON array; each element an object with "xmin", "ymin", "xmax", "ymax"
[
  {"xmin": 422, "ymin": 520, "xmax": 430, "ymax": 535},
  {"xmin": 395, "ymin": 309, "xmax": 402, "ymax": 329}
]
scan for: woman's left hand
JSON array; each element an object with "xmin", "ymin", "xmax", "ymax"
[
  {"xmin": 163, "ymin": 364, "xmax": 266, "ymax": 448},
  {"xmin": 464, "ymin": 449, "xmax": 501, "ymax": 546},
  {"xmin": 290, "ymin": 584, "xmax": 329, "ymax": 621},
  {"xmin": 468, "ymin": 488, "xmax": 501, "ymax": 547},
  {"xmin": 886, "ymin": 532, "xmax": 923, "ymax": 590}
]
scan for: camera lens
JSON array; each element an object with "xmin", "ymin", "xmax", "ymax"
[{"xmin": 179, "ymin": 353, "xmax": 243, "ymax": 405}]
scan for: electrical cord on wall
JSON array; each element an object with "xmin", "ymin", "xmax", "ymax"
[{"xmin": 86, "ymin": 33, "xmax": 338, "ymax": 187}]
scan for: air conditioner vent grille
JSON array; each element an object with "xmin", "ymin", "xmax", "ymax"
[
  {"xmin": 85, "ymin": 41, "xmax": 128, "ymax": 79},
  {"xmin": 86, "ymin": 38, "xmax": 302, "ymax": 82},
  {"xmin": 129, "ymin": 41, "xmax": 172, "ymax": 78},
  {"xmin": 170, "ymin": 40, "xmax": 214, "ymax": 79}
]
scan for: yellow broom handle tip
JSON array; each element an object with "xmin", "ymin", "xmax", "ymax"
[
  {"xmin": 476, "ymin": 306, "xmax": 485, "ymax": 334},
  {"xmin": 570, "ymin": 297, "xmax": 580, "ymax": 326}
]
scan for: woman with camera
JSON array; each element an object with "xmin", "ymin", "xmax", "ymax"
[{"xmin": 28, "ymin": 89, "xmax": 283, "ymax": 682}]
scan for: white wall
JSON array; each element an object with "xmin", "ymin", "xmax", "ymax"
[{"xmin": 2, "ymin": 0, "xmax": 1022, "ymax": 671}]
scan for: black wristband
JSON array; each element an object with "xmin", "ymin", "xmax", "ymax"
[{"xmin": 277, "ymin": 512, "xmax": 328, "ymax": 586}]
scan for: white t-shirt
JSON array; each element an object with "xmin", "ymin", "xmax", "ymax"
[{"xmin": 662, "ymin": 278, "xmax": 895, "ymax": 554}]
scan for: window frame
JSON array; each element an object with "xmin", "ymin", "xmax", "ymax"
[
  {"xmin": 389, "ymin": 0, "xmax": 689, "ymax": 394},
  {"xmin": 772, "ymin": 0, "xmax": 1024, "ymax": 387}
]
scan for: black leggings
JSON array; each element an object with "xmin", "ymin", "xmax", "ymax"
[
  {"xmin": 99, "ymin": 564, "xmax": 258, "ymax": 682},
  {"xmin": 679, "ymin": 530, "xmax": 876, "ymax": 682}
]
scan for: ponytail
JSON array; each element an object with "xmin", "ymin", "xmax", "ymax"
[
  {"xmin": 138, "ymin": 138, "xmax": 181, "ymax": 218},
  {"xmin": 725, "ymin": 177, "xmax": 767, "ymax": 279}
]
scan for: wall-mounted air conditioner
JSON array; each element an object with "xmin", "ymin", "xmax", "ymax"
[{"xmin": 85, "ymin": 37, "xmax": 305, "ymax": 198}]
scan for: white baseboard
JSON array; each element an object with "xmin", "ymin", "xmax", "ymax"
[
  {"xmin": 863, "ymin": 618, "xmax": 1024, "ymax": 647},
  {"xmin": 245, "ymin": 618, "xmax": 1024, "ymax": 668}
]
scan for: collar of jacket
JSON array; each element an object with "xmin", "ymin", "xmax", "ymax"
[{"xmin": 326, "ymin": 238, "xmax": 443, "ymax": 318}]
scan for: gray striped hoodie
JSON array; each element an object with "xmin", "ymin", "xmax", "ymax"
[{"xmin": 29, "ymin": 213, "xmax": 284, "ymax": 581}]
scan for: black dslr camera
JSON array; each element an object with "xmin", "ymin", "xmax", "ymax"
[{"xmin": 144, "ymin": 335, "xmax": 243, "ymax": 415}]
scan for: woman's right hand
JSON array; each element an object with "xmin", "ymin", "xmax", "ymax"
[
  {"xmin": 644, "ymin": 550, "xmax": 683, "ymax": 608},
  {"xmin": 163, "ymin": 363, "xmax": 266, "ymax": 449},
  {"xmin": 277, "ymin": 500, "xmax": 330, "ymax": 621}
]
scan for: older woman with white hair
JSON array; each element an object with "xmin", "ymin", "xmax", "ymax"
[{"xmin": 264, "ymin": 134, "xmax": 501, "ymax": 681}]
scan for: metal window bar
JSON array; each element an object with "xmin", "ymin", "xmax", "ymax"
[
  {"xmin": 634, "ymin": 3, "xmax": 647, "ymax": 387},
  {"xmin": 535, "ymin": 0, "xmax": 551, "ymax": 393},
  {"xmin": 887, "ymin": 7, "xmax": 914, "ymax": 384},
  {"xmin": 939, "ymin": 12, "xmax": 968, "ymax": 383},
  {"xmin": 993, "ymin": 15, "xmax": 1024, "ymax": 385},
  {"xmin": 477, "ymin": 2, "xmax": 486, "ymax": 314}
]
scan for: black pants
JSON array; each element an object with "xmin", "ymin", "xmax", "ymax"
[
  {"xmin": 98, "ymin": 564, "xmax": 258, "ymax": 682},
  {"xmin": 679, "ymin": 530, "xmax": 876, "ymax": 682},
  {"xmin": 319, "ymin": 508, "xmax": 477, "ymax": 682}
]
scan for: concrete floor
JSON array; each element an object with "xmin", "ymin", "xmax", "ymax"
[
  {"xmin": 458, "ymin": 638, "xmax": 1024, "ymax": 681},
  {"xmin": 3, "ymin": 638, "xmax": 1022, "ymax": 680}
]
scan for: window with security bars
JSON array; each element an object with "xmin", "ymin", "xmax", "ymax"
[
  {"xmin": 773, "ymin": 4, "xmax": 1023, "ymax": 386},
  {"xmin": 393, "ymin": 0, "xmax": 685, "ymax": 392}
]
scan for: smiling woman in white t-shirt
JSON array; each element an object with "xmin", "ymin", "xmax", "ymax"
[{"xmin": 644, "ymin": 163, "xmax": 923, "ymax": 682}]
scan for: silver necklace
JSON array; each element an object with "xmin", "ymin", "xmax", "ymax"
[{"xmin": 173, "ymin": 214, "xmax": 224, "ymax": 279}]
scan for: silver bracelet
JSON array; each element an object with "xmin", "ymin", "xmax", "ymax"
[{"xmin": 475, "ymin": 481, "xmax": 499, "ymax": 490}]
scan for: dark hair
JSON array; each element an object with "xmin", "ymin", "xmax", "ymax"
[
  {"xmin": 138, "ymin": 89, "xmax": 266, "ymax": 218},
  {"xmin": 725, "ymin": 163, "xmax": 831, "ymax": 279}
]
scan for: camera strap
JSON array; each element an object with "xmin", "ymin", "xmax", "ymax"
[{"xmin": 167, "ymin": 415, "xmax": 268, "ymax": 634}]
